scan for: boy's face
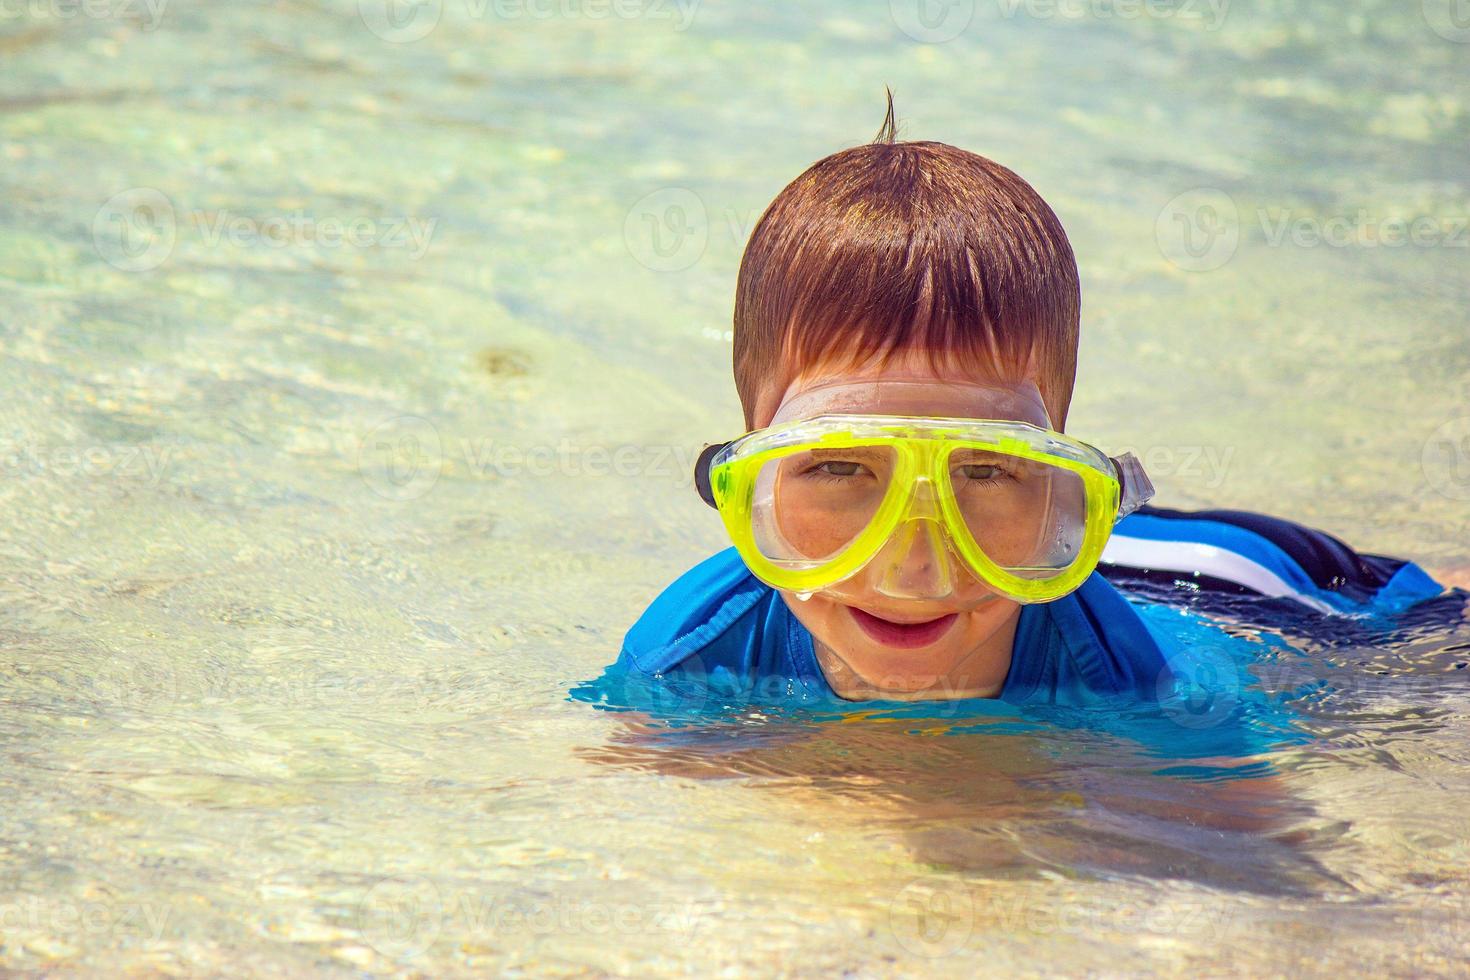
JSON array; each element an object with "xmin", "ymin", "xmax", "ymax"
[{"xmin": 753, "ymin": 350, "xmax": 1041, "ymax": 700}]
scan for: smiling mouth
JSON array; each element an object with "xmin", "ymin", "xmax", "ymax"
[{"xmin": 847, "ymin": 607, "xmax": 959, "ymax": 649}]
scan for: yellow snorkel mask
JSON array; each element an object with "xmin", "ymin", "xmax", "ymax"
[{"xmin": 693, "ymin": 379, "xmax": 1154, "ymax": 605}]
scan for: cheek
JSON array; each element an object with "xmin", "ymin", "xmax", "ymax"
[
  {"xmin": 959, "ymin": 597, "xmax": 1021, "ymax": 641},
  {"xmin": 954, "ymin": 489, "xmax": 1051, "ymax": 567},
  {"xmin": 772, "ymin": 468, "xmax": 884, "ymax": 560},
  {"xmin": 780, "ymin": 591, "xmax": 846, "ymax": 640}
]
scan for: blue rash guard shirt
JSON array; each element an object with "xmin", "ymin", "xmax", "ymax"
[
  {"xmin": 576, "ymin": 507, "xmax": 1450, "ymax": 748},
  {"xmin": 615, "ymin": 546, "xmax": 1172, "ymax": 708}
]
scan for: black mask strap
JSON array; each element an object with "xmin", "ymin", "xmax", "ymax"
[{"xmin": 694, "ymin": 441, "xmax": 731, "ymax": 509}]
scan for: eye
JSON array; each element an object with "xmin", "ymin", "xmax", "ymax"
[
  {"xmin": 953, "ymin": 462, "xmax": 1010, "ymax": 482},
  {"xmin": 950, "ymin": 447, "xmax": 1022, "ymax": 485},
  {"xmin": 813, "ymin": 460, "xmax": 866, "ymax": 477}
]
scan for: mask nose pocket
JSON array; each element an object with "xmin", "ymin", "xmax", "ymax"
[{"xmin": 873, "ymin": 477, "xmax": 956, "ymax": 601}]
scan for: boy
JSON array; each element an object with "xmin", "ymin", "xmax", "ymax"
[{"xmin": 605, "ymin": 113, "xmax": 1448, "ymax": 710}]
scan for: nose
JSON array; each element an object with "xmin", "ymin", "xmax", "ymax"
[
  {"xmin": 874, "ymin": 517, "xmax": 955, "ymax": 600},
  {"xmin": 872, "ymin": 477, "xmax": 955, "ymax": 601}
]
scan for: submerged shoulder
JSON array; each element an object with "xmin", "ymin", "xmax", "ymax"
[
  {"xmin": 619, "ymin": 548, "xmax": 779, "ymax": 676},
  {"xmin": 1007, "ymin": 572, "xmax": 1169, "ymax": 703}
]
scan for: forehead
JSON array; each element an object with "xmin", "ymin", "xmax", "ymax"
[{"xmin": 770, "ymin": 349, "xmax": 1049, "ymax": 425}]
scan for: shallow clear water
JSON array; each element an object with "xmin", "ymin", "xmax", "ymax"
[{"xmin": 1, "ymin": 0, "xmax": 1468, "ymax": 974}]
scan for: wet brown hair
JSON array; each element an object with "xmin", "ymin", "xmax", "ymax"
[{"xmin": 733, "ymin": 92, "xmax": 1081, "ymax": 430}]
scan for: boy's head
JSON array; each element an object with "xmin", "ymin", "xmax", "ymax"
[
  {"xmin": 733, "ymin": 132, "xmax": 1080, "ymax": 433},
  {"xmin": 728, "ymin": 122, "xmax": 1083, "ymax": 699}
]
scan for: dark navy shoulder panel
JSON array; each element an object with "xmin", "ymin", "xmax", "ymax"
[
  {"xmin": 1104, "ymin": 506, "xmax": 1445, "ymax": 614},
  {"xmin": 1138, "ymin": 506, "xmax": 1394, "ymax": 596}
]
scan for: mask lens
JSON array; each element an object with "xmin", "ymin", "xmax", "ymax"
[
  {"xmin": 750, "ymin": 444, "xmax": 898, "ymax": 567},
  {"xmin": 948, "ymin": 448, "xmax": 1090, "ymax": 578}
]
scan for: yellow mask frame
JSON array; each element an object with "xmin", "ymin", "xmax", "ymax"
[{"xmin": 694, "ymin": 414, "xmax": 1153, "ymax": 604}]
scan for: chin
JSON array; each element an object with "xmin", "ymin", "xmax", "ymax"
[{"xmin": 779, "ymin": 589, "xmax": 1020, "ymax": 698}]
